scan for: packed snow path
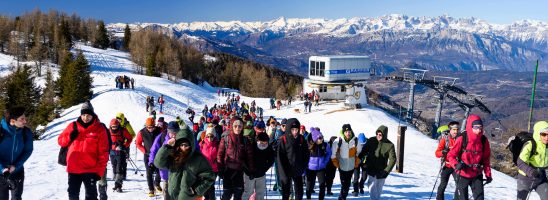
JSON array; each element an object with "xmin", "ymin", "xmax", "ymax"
[{"xmin": 16, "ymin": 45, "xmax": 533, "ymax": 199}]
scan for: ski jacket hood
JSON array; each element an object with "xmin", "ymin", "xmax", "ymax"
[{"xmin": 377, "ymin": 125, "xmax": 388, "ymax": 141}]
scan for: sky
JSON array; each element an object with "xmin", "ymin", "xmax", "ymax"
[{"xmin": 0, "ymin": 0, "xmax": 547, "ymax": 24}]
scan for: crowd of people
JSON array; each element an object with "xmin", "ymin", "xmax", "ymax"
[
  {"xmin": 115, "ymin": 75, "xmax": 134, "ymax": 89},
  {"xmin": 0, "ymin": 94, "xmax": 547, "ymax": 200}
]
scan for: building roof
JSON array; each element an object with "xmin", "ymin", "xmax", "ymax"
[{"xmin": 310, "ymin": 55, "xmax": 370, "ymax": 59}]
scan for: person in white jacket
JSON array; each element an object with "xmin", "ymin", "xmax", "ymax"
[{"xmin": 331, "ymin": 124, "xmax": 363, "ymax": 200}]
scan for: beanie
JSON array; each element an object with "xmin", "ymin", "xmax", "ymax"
[
  {"xmin": 472, "ymin": 120, "xmax": 483, "ymax": 126},
  {"xmin": 145, "ymin": 117, "xmax": 155, "ymax": 126},
  {"xmin": 167, "ymin": 121, "xmax": 180, "ymax": 133},
  {"xmin": 280, "ymin": 118, "xmax": 287, "ymax": 125},
  {"xmin": 158, "ymin": 117, "xmax": 165, "ymax": 123},
  {"xmin": 256, "ymin": 132, "xmax": 269, "ymax": 142},
  {"xmin": 342, "ymin": 124, "xmax": 352, "ymax": 132},
  {"xmin": 358, "ymin": 133, "xmax": 366, "ymax": 144},
  {"xmin": 311, "ymin": 128, "xmax": 323, "ymax": 142},
  {"xmin": 81, "ymin": 101, "xmax": 94, "ymax": 115},
  {"xmin": 110, "ymin": 118, "xmax": 120, "ymax": 127}
]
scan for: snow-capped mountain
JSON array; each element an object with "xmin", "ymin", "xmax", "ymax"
[{"xmin": 109, "ymin": 14, "xmax": 548, "ymax": 74}]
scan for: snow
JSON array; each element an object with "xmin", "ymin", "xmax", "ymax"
[{"xmin": 0, "ymin": 45, "xmax": 537, "ymax": 199}]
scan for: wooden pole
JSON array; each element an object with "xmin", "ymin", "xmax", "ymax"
[{"xmin": 397, "ymin": 125, "xmax": 407, "ymax": 173}]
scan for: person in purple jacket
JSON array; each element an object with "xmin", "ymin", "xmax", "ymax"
[
  {"xmin": 149, "ymin": 121, "xmax": 180, "ymax": 200},
  {"xmin": 306, "ymin": 127, "xmax": 332, "ymax": 200}
]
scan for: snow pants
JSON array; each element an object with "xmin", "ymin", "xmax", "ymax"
[
  {"xmin": 436, "ymin": 166, "xmax": 457, "ymax": 200},
  {"xmin": 353, "ymin": 164, "xmax": 367, "ymax": 193},
  {"xmin": 339, "ymin": 169, "xmax": 354, "ymax": 200},
  {"xmin": 366, "ymin": 176, "xmax": 386, "ymax": 200},
  {"xmin": 517, "ymin": 174, "xmax": 548, "ymax": 200},
  {"xmin": 243, "ymin": 174, "xmax": 266, "ymax": 200},
  {"xmin": 0, "ymin": 169, "xmax": 24, "ymax": 200},
  {"xmin": 68, "ymin": 173, "xmax": 99, "ymax": 200},
  {"xmin": 456, "ymin": 174, "xmax": 484, "ymax": 200},
  {"xmin": 110, "ymin": 152, "xmax": 127, "ymax": 187},
  {"xmin": 143, "ymin": 154, "xmax": 161, "ymax": 192},
  {"xmin": 281, "ymin": 175, "xmax": 303, "ymax": 200},
  {"xmin": 325, "ymin": 162, "xmax": 336, "ymax": 194},
  {"xmin": 222, "ymin": 168, "xmax": 244, "ymax": 200},
  {"xmin": 306, "ymin": 169, "xmax": 326, "ymax": 200}
]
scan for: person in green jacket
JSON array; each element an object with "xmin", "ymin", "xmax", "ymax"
[
  {"xmin": 154, "ymin": 126, "xmax": 215, "ymax": 200},
  {"xmin": 361, "ymin": 125, "xmax": 396, "ymax": 200},
  {"xmin": 516, "ymin": 121, "xmax": 548, "ymax": 200}
]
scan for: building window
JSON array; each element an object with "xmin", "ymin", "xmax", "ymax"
[
  {"xmin": 319, "ymin": 85, "xmax": 327, "ymax": 93},
  {"xmin": 319, "ymin": 62, "xmax": 325, "ymax": 77},
  {"xmin": 315, "ymin": 62, "xmax": 320, "ymax": 77},
  {"xmin": 310, "ymin": 61, "xmax": 316, "ymax": 76},
  {"xmin": 341, "ymin": 85, "xmax": 346, "ymax": 92}
]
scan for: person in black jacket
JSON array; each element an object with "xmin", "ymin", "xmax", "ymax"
[
  {"xmin": 276, "ymin": 118, "xmax": 310, "ymax": 200},
  {"xmin": 325, "ymin": 136, "xmax": 338, "ymax": 196},
  {"xmin": 242, "ymin": 132, "xmax": 275, "ymax": 200}
]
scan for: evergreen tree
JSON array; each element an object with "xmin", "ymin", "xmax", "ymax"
[
  {"xmin": 73, "ymin": 51, "xmax": 93, "ymax": 101},
  {"xmin": 123, "ymin": 24, "xmax": 131, "ymax": 51},
  {"xmin": 56, "ymin": 51, "xmax": 73, "ymax": 98},
  {"xmin": 4, "ymin": 65, "xmax": 41, "ymax": 125},
  {"xmin": 33, "ymin": 68, "xmax": 57, "ymax": 126},
  {"xmin": 94, "ymin": 20, "xmax": 109, "ymax": 49},
  {"xmin": 145, "ymin": 54, "xmax": 156, "ymax": 76}
]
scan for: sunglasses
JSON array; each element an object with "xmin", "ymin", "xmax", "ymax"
[
  {"xmin": 377, "ymin": 133, "xmax": 383, "ymax": 136},
  {"xmin": 472, "ymin": 125, "xmax": 483, "ymax": 130},
  {"xmin": 540, "ymin": 132, "xmax": 548, "ymax": 137},
  {"xmin": 110, "ymin": 126, "xmax": 119, "ymax": 129},
  {"xmin": 146, "ymin": 126, "xmax": 155, "ymax": 129}
]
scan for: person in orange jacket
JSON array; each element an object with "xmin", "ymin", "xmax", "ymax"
[
  {"xmin": 58, "ymin": 101, "xmax": 109, "ymax": 200},
  {"xmin": 434, "ymin": 121, "xmax": 459, "ymax": 200}
]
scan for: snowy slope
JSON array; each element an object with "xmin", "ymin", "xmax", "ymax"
[{"xmin": 0, "ymin": 45, "xmax": 535, "ymax": 200}]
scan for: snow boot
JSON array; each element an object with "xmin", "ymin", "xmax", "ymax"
[
  {"xmin": 148, "ymin": 190, "xmax": 155, "ymax": 197},
  {"xmin": 155, "ymin": 185, "xmax": 163, "ymax": 192},
  {"xmin": 98, "ymin": 185, "xmax": 108, "ymax": 200}
]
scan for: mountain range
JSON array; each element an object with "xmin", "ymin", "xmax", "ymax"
[{"xmin": 108, "ymin": 14, "xmax": 548, "ymax": 75}]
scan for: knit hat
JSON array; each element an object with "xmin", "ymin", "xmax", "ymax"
[
  {"xmin": 280, "ymin": 118, "xmax": 287, "ymax": 125},
  {"xmin": 145, "ymin": 117, "xmax": 155, "ymax": 126},
  {"xmin": 167, "ymin": 121, "xmax": 180, "ymax": 133},
  {"xmin": 206, "ymin": 124, "xmax": 215, "ymax": 135},
  {"xmin": 472, "ymin": 119, "xmax": 483, "ymax": 126},
  {"xmin": 256, "ymin": 132, "xmax": 269, "ymax": 142},
  {"xmin": 358, "ymin": 133, "xmax": 366, "ymax": 144},
  {"xmin": 300, "ymin": 125, "xmax": 305, "ymax": 130},
  {"xmin": 255, "ymin": 121, "xmax": 266, "ymax": 129},
  {"xmin": 311, "ymin": 128, "xmax": 323, "ymax": 142},
  {"xmin": 81, "ymin": 101, "xmax": 94, "ymax": 115},
  {"xmin": 342, "ymin": 124, "xmax": 352, "ymax": 132},
  {"xmin": 110, "ymin": 118, "xmax": 120, "ymax": 127}
]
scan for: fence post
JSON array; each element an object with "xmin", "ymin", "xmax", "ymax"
[{"xmin": 396, "ymin": 126, "xmax": 407, "ymax": 173}]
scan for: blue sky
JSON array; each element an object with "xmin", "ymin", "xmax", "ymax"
[{"xmin": 0, "ymin": 0, "xmax": 546, "ymax": 24}]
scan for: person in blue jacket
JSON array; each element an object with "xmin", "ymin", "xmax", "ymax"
[
  {"xmin": 0, "ymin": 107, "xmax": 34, "ymax": 200},
  {"xmin": 306, "ymin": 127, "xmax": 331, "ymax": 200}
]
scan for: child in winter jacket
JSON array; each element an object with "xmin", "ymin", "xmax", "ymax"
[
  {"xmin": 516, "ymin": 121, "xmax": 548, "ymax": 200},
  {"xmin": 200, "ymin": 125, "xmax": 219, "ymax": 200},
  {"xmin": 306, "ymin": 128, "xmax": 331, "ymax": 200}
]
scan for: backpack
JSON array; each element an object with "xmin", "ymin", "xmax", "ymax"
[
  {"xmin": 336, "ymin": 137, "xmax": 358, "ymax": 156},
  {"xmin": 456, "ymin": 131, "xmax": 487, "ymax": 165},
  {"xmin": 58, "ymin": 122, "xmax": 111, "ymax": 166},
  {"xmin": 280, "ymin": 134, "xmax": 304, "ymax": 146},
  {"xmin": 507, "ymin": 131, "xmax": 537, "ymax": 166}
]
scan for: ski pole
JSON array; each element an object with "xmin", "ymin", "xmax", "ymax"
[
  {"xmin": 525, "ymin": 179, "xmax": 535, "ymax": 200},
  {"xmin": 429, "ymin": 162, "xmax": 444, "ymax": 200}
]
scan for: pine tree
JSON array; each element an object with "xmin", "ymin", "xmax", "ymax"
[
  {"xmin": 56, "ymin": 51, "xmax": 73, "ymax": 98},
  {"xmin": 4, "ymin": 65, "xmax": 41, "ymax": 125},
  {"xmin": 73, "ymin": 51, "xmax": 93, "ymax": 101},
  {"xmin": 145, "ymin": 55, "xmax": 156, "ymax": 76},
  {"xmin": 94, "ymin": 20, "xmax": 109, "ymax": 49},
  {"xmin": 123, "ymin": 24, "xmax": 131, "ymax": 51},
  {"xmin": 33, "ymin": 68, "xmax": 57, "ymax": 126}
]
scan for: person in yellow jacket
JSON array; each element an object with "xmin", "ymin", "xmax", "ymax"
[
  {"xmin": 516, "ymin": 121, "xmax": 548, "ymax": 200},
  {"xmin": 116, "ymin": 112, "xmax": 135, "ymax": 138}
]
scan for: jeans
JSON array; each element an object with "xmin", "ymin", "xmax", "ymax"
[{"xmin": 243, "ymin": 174, "xmax": 266, "ymax": 200}]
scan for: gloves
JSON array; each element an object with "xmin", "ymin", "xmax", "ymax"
[
  {"xmin": 455, "ymin": 162, "xmax": 467, "ymax": 170},
  {"xmin": 531, "ymin": 168, "xmax": 543, "ymax": 178},
  {"xmin": 2, "ymin": 168, "xmax": 10, "ymax": 177},
  {"xmin": 69, "ymin": 130, "xmax": 79, "ymax": 141},
  {"xmin": 441, "ymin": 149, "xmax": 449, "ymax": 155},
  {"xmin": 485, "ymin": 176, "xmax": 492, "ymax": 184},
  {"xmin": 149, "ymin": 163, "xmax": 156, "ymax": 171}
]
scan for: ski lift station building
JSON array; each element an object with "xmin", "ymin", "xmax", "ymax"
[{"xmin": 303, "ymin": 55, "xmax": 371, "ymax": 100}]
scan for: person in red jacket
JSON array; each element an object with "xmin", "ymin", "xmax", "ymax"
[
  {"xmin": 217, "ymin": 117, "xmax": 255, "ymax": 200},
  {"xmin": 447, "ymin": 115, "xmax": 492, "ymax": 200},
  {"xmin": 135, "ymin": 117, "xmax": 162, "ymax": 197},
  {"xmin": 58, "ymin": 101, "xmax": 109, "ymax": 200},
  {"xmin": 108, "ymin": 118, "xmax": 133, "ymax": 192},
  {"xmin": 200, "ymin": 125, "xmax": 219, "ymax": 200},
  {"xmin": 434, "ymin": 121, "xmax": 459, "ymax": 200}
]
